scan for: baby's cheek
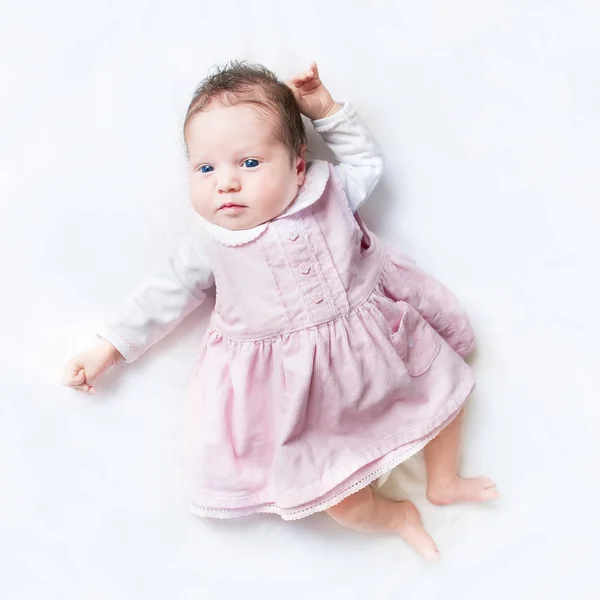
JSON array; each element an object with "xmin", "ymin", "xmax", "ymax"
[
  {"xmin": 189, "ymin": 186, "xmax": 211, "ymax": 218},
  {"xmin": 264, "ymin": 174, "xmax": 293, "ymax": 208},
  {"xmin": 263, "ymin": 186, "xmax": 286, "ymax": 214}
]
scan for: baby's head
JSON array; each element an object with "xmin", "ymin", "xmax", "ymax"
[{"xmin": 183, "ymin": 61, "xmax": 308, "ymax": 230}]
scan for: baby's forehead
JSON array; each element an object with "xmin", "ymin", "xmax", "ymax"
[
  {"xmin": 207, "ymin": 96, "xmax": 278, "ymax": 128},
  {"xmin": 188, "ymin": 101, "xmax": 280, "ymax": 148}
]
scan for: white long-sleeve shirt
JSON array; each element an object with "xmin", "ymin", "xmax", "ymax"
[{"xmin": 97, "ymin": 101, "xmax": 385, "ymax": 362}]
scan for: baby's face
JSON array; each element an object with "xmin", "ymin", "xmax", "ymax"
[{"xmin": 186, "ymin": 102, "xmax": 306, "ymax": 230}]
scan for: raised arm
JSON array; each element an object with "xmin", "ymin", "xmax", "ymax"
[
  {"xmin": 286, "ymin": 62, "xmax": 384, "ymax": 212},
  {"xmin": 312, "ymin": 102, "xmax": 384, "ymax": 212}
]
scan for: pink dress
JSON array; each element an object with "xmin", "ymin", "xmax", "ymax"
[{"xmin": 182, "ymin": 162, "xmax": 476, "ymax": 520}]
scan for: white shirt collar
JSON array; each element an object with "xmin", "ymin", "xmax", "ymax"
[{"xmin": 197, "ymin": 159, "xmax": 331, "ymax": 246}]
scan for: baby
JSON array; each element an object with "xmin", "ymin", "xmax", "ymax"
[{"xmin": 62, "ymin": 61, "xmax": 500, "ymax": 561}]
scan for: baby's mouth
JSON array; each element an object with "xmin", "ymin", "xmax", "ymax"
[{"xmin": 218, "ymin": 203, "xmax": 247, "ymax": 213}]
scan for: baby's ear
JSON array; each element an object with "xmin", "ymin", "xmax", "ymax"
[{"xmin": 295, "ymin": 147, "xmax": 307, "ymax": 185}]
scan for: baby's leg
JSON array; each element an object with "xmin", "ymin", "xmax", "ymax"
[
  {"xmin": 424, "ymin": 407, "xmax": 500, "ymax": 505},
  {"xmin": 326, "ymin": 486, "xmax": 440, "ymax": 561}
]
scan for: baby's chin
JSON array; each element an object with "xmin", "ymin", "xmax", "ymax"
[
  {"xmin": 206, "ymin": 205, "xmax": 293, "ymax": 231},
  {"xmin": 208, "ymin": 212, "xmax": 271, "ymax": 231},
  {"xmin": 220, "ymin": 220, "xmax": 264, "ymax": 231}
]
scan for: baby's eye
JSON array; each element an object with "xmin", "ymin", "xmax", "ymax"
[
  {"xmin": 243, "ymin": 159, "xmax": 260, "ymax": 168},
  {"xmin": 199, "ymin": 165, "xmax": 214, "ymax": 174}
]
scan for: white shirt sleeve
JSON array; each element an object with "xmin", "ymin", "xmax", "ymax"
[
  {"xmin": 312, "ymin": 101, "xmax": 385, "ymax": 212},
  {"xmin": 96, "ymin": 227, "xmax": 215, "ymax": 362}
]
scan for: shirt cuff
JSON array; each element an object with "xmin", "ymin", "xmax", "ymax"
[
  {"xmin": 95, "ymin": 326, "xmax": 140, "ymax": 363},
  {"xmin": 311, "ymin": 101, "xmax": 355, "ymax": 131}
]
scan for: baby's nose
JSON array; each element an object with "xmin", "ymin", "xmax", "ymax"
[{"xmin": 217, "ymin": 172, "xmax": 241, "ymax": 193}]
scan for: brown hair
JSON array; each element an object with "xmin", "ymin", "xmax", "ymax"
[{"xmin": 183, "ymin": 60, "xmax": 307, "ymax": 165}]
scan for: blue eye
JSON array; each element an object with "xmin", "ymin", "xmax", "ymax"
[
  {"xmin": 243, "ymin": 159, "xmax": 260, "ymax": 168},
  {"xmin": 199, "ymin": 165, "xmax": 213, "ymax": 174}
]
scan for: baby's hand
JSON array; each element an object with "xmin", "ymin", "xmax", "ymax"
[
  {"xmin": 286, "ymin": 62, "xmax": 341, "ymax": 121},
  {"xmin": 61, "ymin": 337, "xmax": 124, "ymax": 394}
]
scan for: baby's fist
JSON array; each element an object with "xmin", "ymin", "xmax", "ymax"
[
  {"xmin": 61, "ymin": 337, "xmax": 123, "ymax": 394},
  {"xmin": 286, "ymin": 62, "xmax": 340, "ymax": 121}
]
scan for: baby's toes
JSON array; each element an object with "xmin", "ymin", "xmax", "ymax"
[
  {"xmin": 476, "ymin": 477, "xmax": 500, "ymax": 500},
  {"xmin": 483, "ymin": 487, "xmax": 501, "ymax": 501}
]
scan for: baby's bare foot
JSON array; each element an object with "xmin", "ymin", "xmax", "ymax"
[
  {"xmin": 395, "ymin": 500, "xmax": 440, "ymax": 561},
  {"xmin": 427, "ymin": 476, "xmax": 500, "ymax": 506}
]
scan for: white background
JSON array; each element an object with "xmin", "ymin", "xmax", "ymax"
[{"xmin": 2, "ymin": 1, "xmax": 599, "ymax": 598}]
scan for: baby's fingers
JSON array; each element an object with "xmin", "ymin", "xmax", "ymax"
[
  {"xmin": 74, "ymin": 383, "xmax": 96, "ymax": 394},
  {"xmin": 285, "ymin": 80, "xmax": 301, "ymax": 99},
  {"xmin": 62, "ymin": 366, "xmax": 96, "ymax": 393},
  {"xmin": 290, "ymin": 62, "xmax": 319, "ymax": 87},
  {"xmin": 62, "ymin": 365, "xmax": 85, "ymax": 387},
  {"xmin": 290, "ymin": 73, "xmax": 312, "ymax": 87}
]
